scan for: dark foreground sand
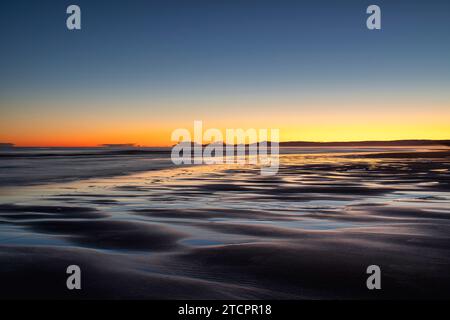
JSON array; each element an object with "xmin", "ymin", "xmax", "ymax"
[{"xmin": 1, "ymin": 149, "xmax": 450, "ymax": 299}]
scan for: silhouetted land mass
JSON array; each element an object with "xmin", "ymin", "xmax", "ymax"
[
  {"xmin": 186, "ymin": 139, "xmax": 450, "ymax": 147},
  {"xmin": 2, "ymin": 140, "xmax": 449, "ymax": 150},
  {"xmin": 0, "ymin": 143, "xmax": 14, "ymax": 148},
  {"xmin": 279, "ymin": 139, "xmax": 450, "ymax": 147},
  {"xmin": 101, "ymin": 144, "xmax": 137, "ymax": 148}
]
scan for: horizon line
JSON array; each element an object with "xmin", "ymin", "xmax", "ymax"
[{"xmin": 2, "ymin": 138, "xmax": 450, "ymax": 148}]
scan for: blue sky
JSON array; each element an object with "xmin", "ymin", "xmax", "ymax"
[{"xmin": 1, "ymin": 0, "xmax": 449, "ymax": 145}]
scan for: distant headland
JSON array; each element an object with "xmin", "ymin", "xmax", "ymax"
[
  {"xmin": 278, "ymin": 139, "xmax": 450, "ymax": 147},
  {"xmin": 0, "ymin": 143, "xmax": 15, "ymax": 148},
  {"xmin": 1, "ymin": 140, "xmax": 449, "ymax": 148}
]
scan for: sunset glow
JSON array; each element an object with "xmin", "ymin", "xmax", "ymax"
[{"xmin": 1, "ymin": 0, "xmax": 449, "ymax": 147}]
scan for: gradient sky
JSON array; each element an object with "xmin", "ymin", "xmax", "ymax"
[{"xmin": 1, "ymin": 0, "xmax": 450, "ymax": 146}]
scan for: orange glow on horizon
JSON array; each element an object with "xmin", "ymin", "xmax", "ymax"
[
  {"xmin": 3, "ymin": 122, "xmax": 450, "ymax": 148},
  {"xmin": 1, "ymin": 100, "xmax": 449, "ymax": 147}
]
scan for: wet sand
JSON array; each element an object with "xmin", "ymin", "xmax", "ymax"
[{"xmin": 1, "ymin": 148, "xmax": 450, "ymax": 299}]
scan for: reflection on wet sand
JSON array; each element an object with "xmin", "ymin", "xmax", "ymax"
[{"xmin": 1, "ymin": 148, "xmax": 450, "ymax": 299}]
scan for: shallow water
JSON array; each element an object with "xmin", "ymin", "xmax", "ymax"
[{"xmin": 1, "ymin": 148, "xmax": 450, "ymax": 299}]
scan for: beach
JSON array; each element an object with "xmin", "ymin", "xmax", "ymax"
[{"xmin": 1, "ymin": 147, "xmax": 450, "ymax": 299}]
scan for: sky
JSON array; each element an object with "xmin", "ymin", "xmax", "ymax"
[{"xmin": 1, "ymin": 0, "xmax": 450, "ymax": 146}]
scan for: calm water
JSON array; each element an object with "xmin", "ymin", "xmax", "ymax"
[{"xmin": 1, "ymin": 147, "xmax": 450, "ymax": 299}]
